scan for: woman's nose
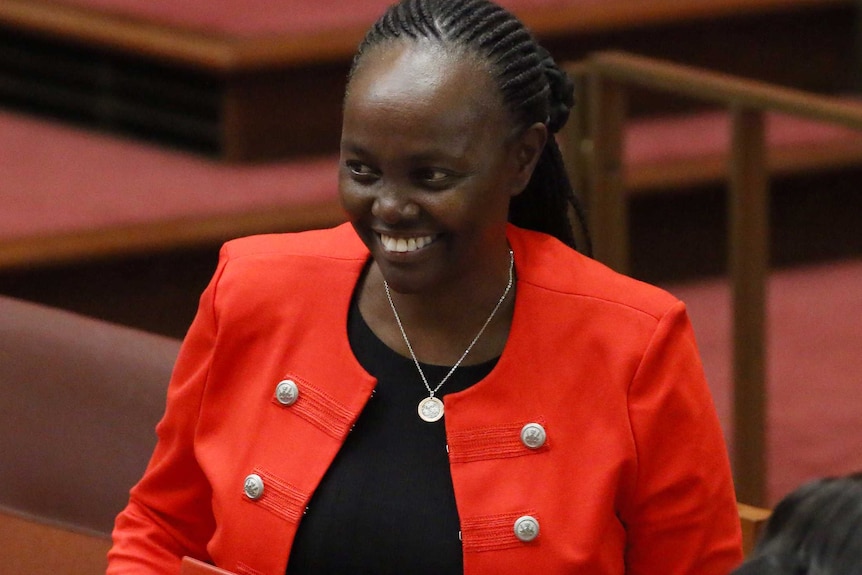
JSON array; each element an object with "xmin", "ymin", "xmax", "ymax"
[{"xmin": 371, "ymin": 187, "xmax": 420, "ymax": 223}]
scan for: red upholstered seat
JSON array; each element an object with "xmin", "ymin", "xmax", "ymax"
[
  {"xmin": 0, "ymin": 294, "xmax": 181, "ymax": 534},
  {"xmin": 0, "ymin": 294, "xmax": 182, "ymax": 573}
]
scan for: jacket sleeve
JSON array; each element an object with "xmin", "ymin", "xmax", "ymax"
[
  {"xmin": 107, "ymin": 249, "xmax": 229, "ymax": 574},
  {"xmin": 622, "ymin": 300, "xmax": 743, "ymax": 574}
]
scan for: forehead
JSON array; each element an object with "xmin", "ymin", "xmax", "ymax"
[{"xmin": 344, "ymin": 40, "xmax": 506, "ymax": 133}]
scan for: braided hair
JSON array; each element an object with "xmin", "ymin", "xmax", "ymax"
[{"xmin": 348, "ymin": 0, "xmax": 591, "ymax": 255}]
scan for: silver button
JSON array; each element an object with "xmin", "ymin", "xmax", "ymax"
[
  {"xmin": 243, "ymin": 473, "xmax": 264, "ymax": 500},
  {"xmin": 275, "ymin": 379, "xmax": 299, "ymax": 406},
  {"xmin": 520, "ymin": 423, "xmax": 547, "ymax": 449},
  {"xmin": 514, "ymin": 515, "xmax": 540, "ymax": 542}
]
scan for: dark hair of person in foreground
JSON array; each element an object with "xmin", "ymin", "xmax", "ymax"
[{"xmin": 733, "ymin": 472, "xmax": 862, "ymax": 575}]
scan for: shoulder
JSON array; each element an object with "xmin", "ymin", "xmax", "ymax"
[
  {"xmin": 196, "ymin": 224, "xmax": 367, "ymax": 332},
  {"xmin": 220, "ymin": 223, "xmax": 366, "ymax": 264},
  {"xmin": 507, "ymin": 225, "xmax": 679, "ymax": 321},
  {"xmin": 208, "ymin": 223, "xmax": 368, "ymax": 304}
]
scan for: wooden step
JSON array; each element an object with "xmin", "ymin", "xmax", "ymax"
[
  {"xmin": 6, "ymin": 99, "xmax": 862, "ymax": 271},
  {"xmin": 0, "ymin": 0, "xmax": 854, "ymax": 160},
  {"xmin": 0, "ymin": 109, "xmax": 343, "ymax": 270}
]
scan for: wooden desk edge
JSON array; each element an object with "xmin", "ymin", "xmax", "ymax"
[
  {"xmin": 0, "ymin": 507, "xmax": 111, "ymax": 573},
  {"xmin": 1, "ymin": 0, "xmax": 851, "ymax": 71},
  {"xmin": 0, "ymin": 202, "xmax": 346, "ymax": 272}
]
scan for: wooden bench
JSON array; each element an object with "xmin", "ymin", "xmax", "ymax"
[{"xmin": 0, "ymin": 0, "xmax": 855, "ymax": 160}]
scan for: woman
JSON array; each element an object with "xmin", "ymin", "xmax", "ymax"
[
  {"xmin": 107, "ymin": 0, "xmax": 742, "ymax": 573},
  {"xmin": 732, "ymin": 473, "xmax": 862, "ymax": 575}
]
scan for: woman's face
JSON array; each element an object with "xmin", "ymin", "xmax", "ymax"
[{"xmin": 340, "ymin": 41, "xmax": 541, "ymax": 295}]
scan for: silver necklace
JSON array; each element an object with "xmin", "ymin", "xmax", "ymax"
[{"xmin": 383, "ymin": 249, "xmax": 514, "ymax": 422}]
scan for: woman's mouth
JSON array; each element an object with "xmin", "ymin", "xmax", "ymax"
[{"xmin": 379, "ymin": 233, "xmax": 438, "ymax": 253}]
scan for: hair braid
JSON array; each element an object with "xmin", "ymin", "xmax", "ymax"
[{"xmin": 350, "ymin": 0, "xmax": 591, "ymax": 255}]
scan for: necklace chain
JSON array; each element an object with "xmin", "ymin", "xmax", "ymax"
[{"xmin": 384, "ymin": 249, "xmax": 514, "ymax": 399}]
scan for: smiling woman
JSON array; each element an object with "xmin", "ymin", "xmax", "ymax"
[
  {"xmin": 341, "ymin": 42, "xmax": 534, "ymax": 307},
  {"xmin": 106, "ymin": 1, "xmax": 743, "ymax": 574}
]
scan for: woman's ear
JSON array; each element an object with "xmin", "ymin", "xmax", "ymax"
[{"xmin": 508, "ymin": 122, "xmax": 548, "ymax": 197}]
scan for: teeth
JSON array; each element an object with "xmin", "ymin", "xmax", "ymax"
[{"xmin": 380, "ymin": 234, "xmax": 436, "ymax": 253}]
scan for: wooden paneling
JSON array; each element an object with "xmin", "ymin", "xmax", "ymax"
[{"xmin": 0, "ymin": 509, "xmax": 111, "ymax": 575}]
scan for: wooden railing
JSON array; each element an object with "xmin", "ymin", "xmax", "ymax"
[
  {"xmin": 738, "ymin": 502, "xmax": 772, "ymax": 557},
  {"xmin": 562, "ymin": 51, "xmax": 862, "ymax": 506}
]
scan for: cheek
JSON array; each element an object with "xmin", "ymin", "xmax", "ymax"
[
  {"xmin": 465, "ymin": 175, "xmax": 515, "ymax": 215},
  {"xmin": 429, "ymin": 187, "xmax": 507, "ymax": 231},
  {"xmin": 338, "ymin": 176, "xmax": 370, "ymax": 220}
]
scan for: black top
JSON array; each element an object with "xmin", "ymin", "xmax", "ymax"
[{"xmin": 285, "ymin": 297, "xmax": 497, "ymax": 575}]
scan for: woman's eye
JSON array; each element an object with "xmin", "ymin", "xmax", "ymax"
[
  {"xmin": 345, "ymin": 161, "xmax": 378, "ymax": 180},
  {"xmin": 415, "ymin": 168, "xmax": 452, "ymax": 186}
]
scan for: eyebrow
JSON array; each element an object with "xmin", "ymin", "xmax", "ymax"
[
  {"xmin": 339, "ymin": 140, "xmax": 370, "ymax": 156},
  {"xmin": 340, "ymin": 140, "xmax": 462, "ymax": 165}
]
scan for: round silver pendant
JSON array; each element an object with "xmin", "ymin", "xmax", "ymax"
[{"xmin": 418, "ymin": 396, "xmax": 444, "ymax": 422}]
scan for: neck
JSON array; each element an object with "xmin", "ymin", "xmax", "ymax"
[{"xmin": 359, "ymin": 248, "xmax": 516, "ymax": 366}]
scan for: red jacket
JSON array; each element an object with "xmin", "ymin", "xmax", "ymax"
[{"xmin": 108, "ymin": 224, "xmax": 742, "ymax": 574}]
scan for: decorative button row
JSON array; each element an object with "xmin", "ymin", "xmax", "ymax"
[
  {"xmin": 246, "ymin": 472, "xmax": 540, "ymax": 544},
  {"xmin": 270, "ymin": 377, "xmax": 544, "ymax": 544}
]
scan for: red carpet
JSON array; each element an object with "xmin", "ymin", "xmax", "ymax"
[
  {"xmin": 666, "ymin": 259, "xmax": 862, "ymax": 505},
  {"xmin": 627, "ymin": 110, "xmax": 862, "ymax": 167},
  {"xmin": 0, "ymin": 110, "xmax": 339, "ymax": 240}
]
